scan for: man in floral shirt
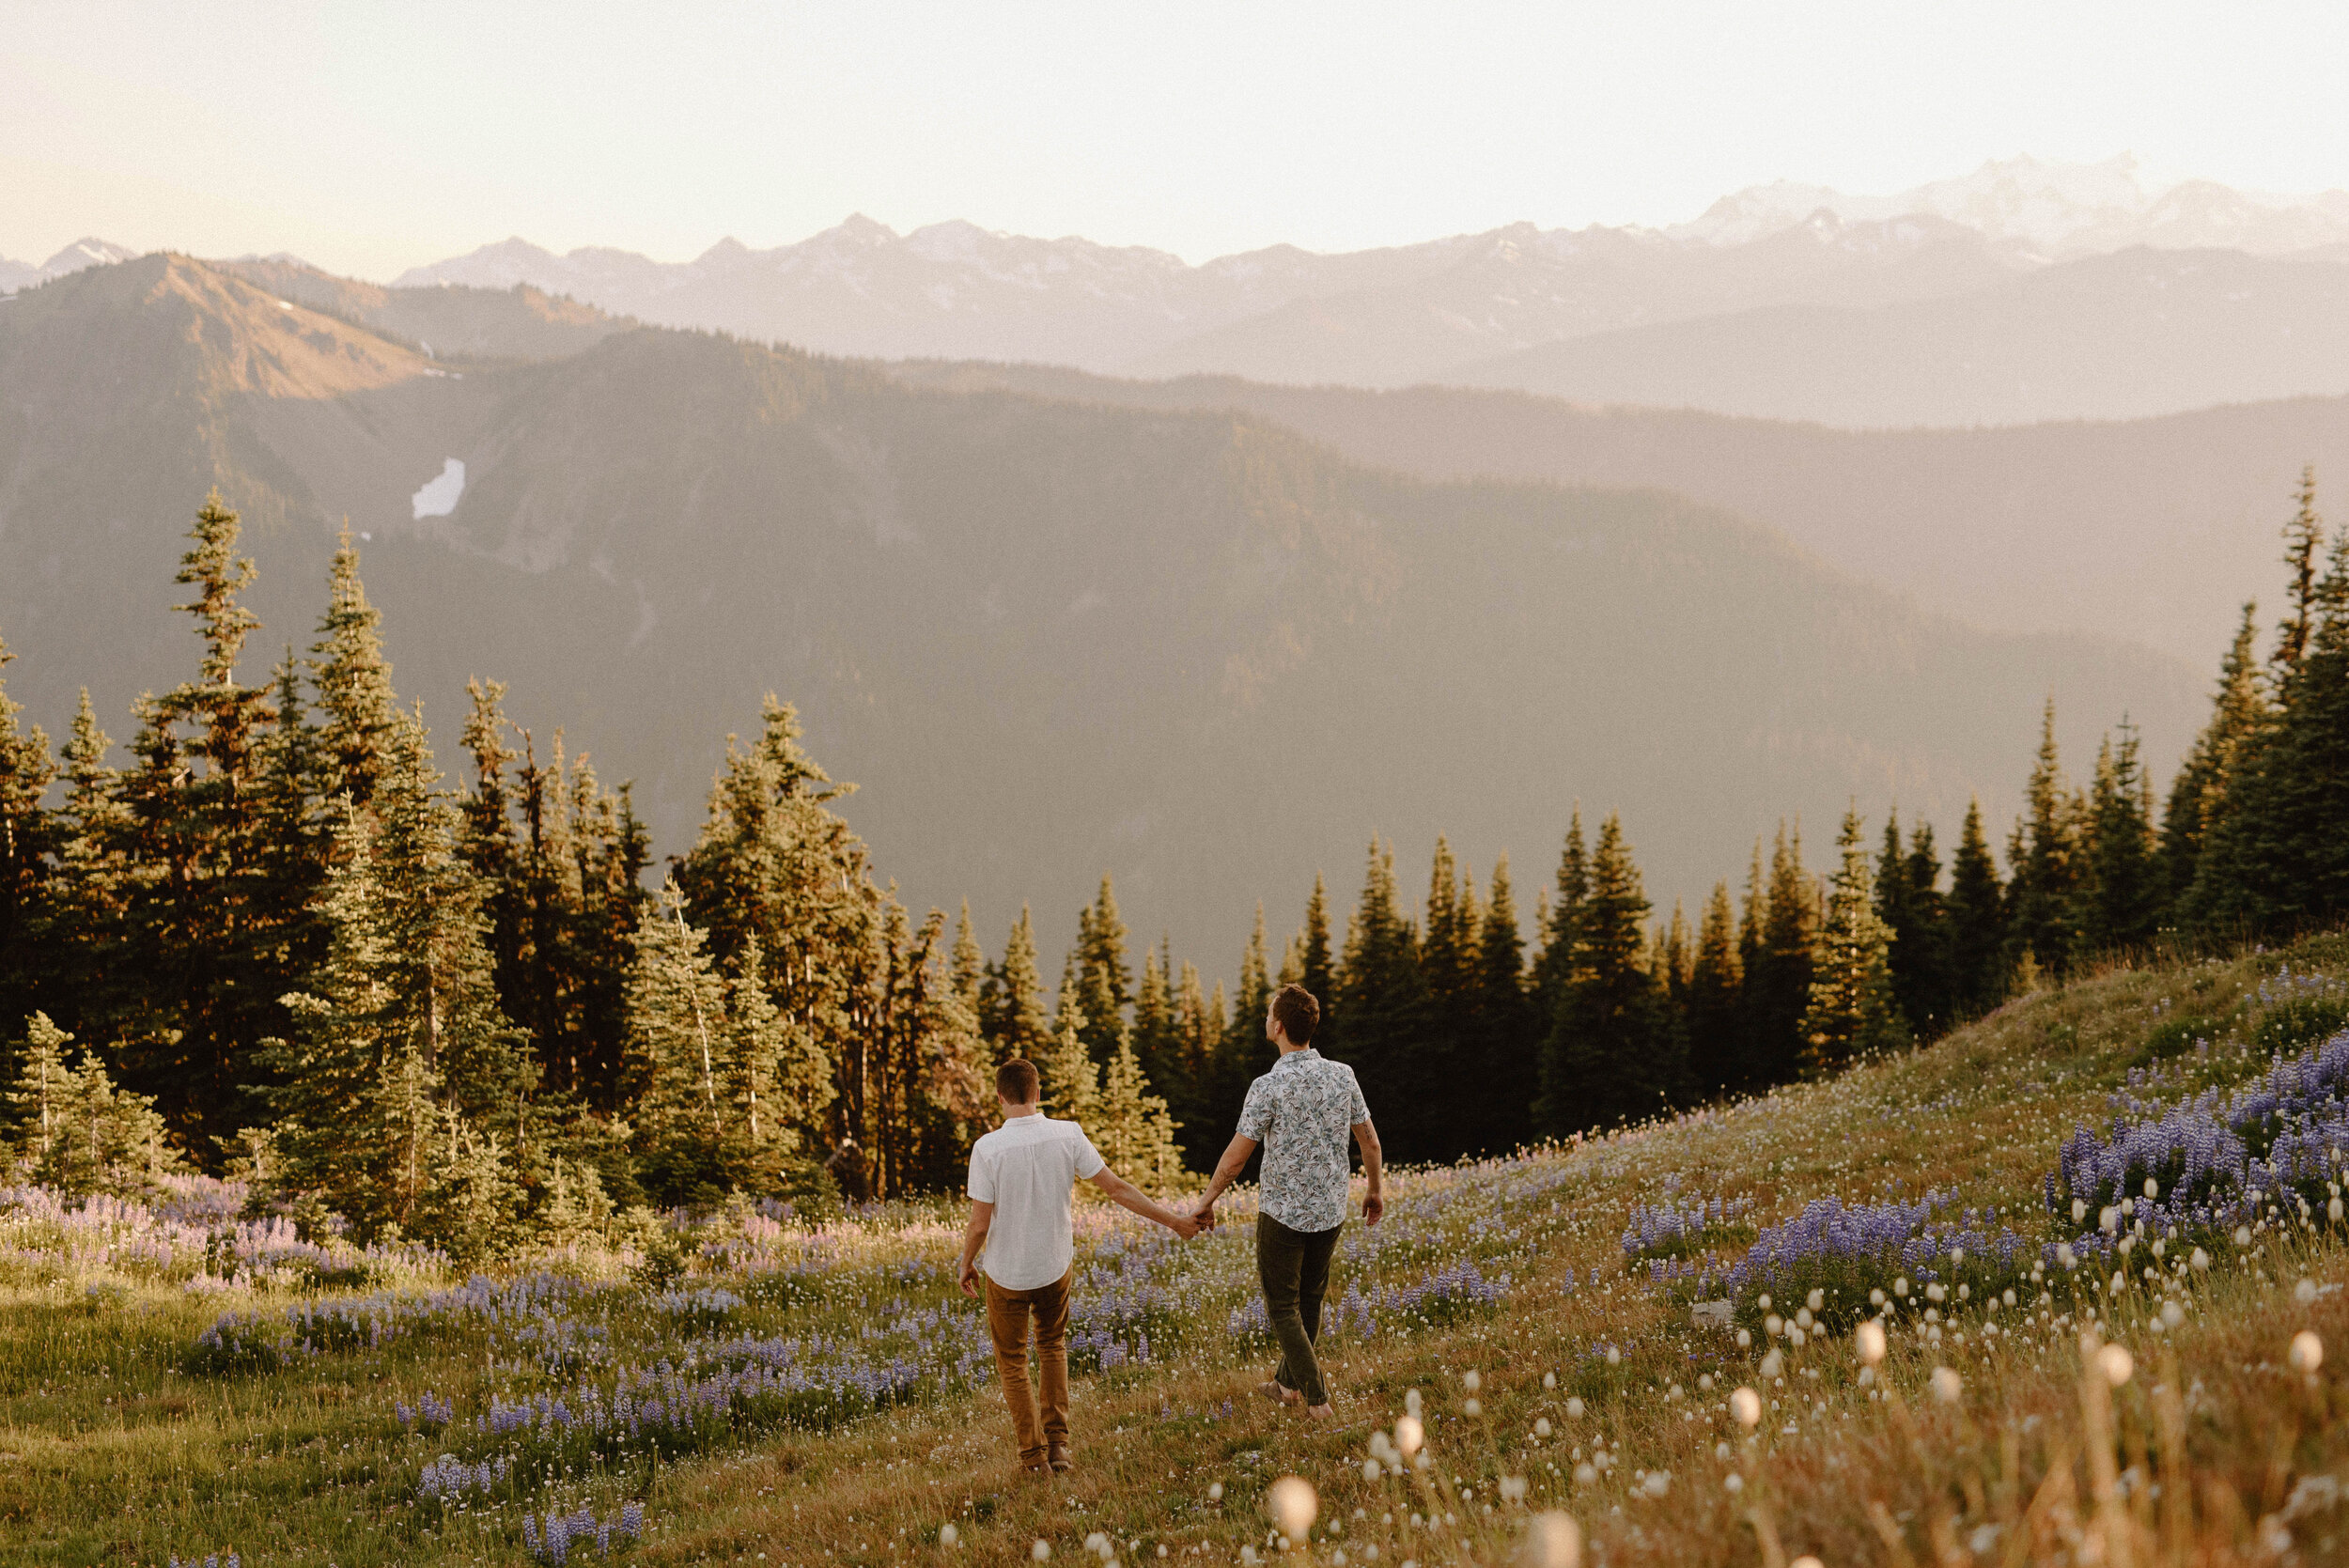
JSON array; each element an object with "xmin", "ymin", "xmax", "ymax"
[{"xmin": 1193, "ymin": 984, "xmax": 1383, "ymax": 1419}]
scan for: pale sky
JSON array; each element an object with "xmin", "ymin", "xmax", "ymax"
[{"xmin": 7, "ymin": 0, "xmax": 2349, "ymax": 278}]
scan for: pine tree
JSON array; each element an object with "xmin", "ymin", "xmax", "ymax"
[
  {"xmin": 4, "ymin": 1012, "xmax": 185, "ymax": 1198},
  {"xmin": 1536, "ymin": 814, "xmax": 1676, "ymax": 1134},
  {"xmin": 309, "ymin": 528, "xmax": 401, "ymax": 807},
  {"xmin": 0, "ymin": 636, "xmax": 55, "ymax": 1034},
  {"xmin": 1204, "ymin": 907, "xmax": 1278, "ymax": 1157},
  {"xmin": 2074, "ymin": 722, "xmax": 2160, "ymax": 957},
  {"xmin": 1173, "ymin": 961, "xmax": 1221, "ymax": 1169},
  {"xmin": 263, "ymin": 714, "xmax": 537, "ymax": 1242},
  {"xmin": 1684, "ymin": 881, "xmax": 1743, "ymax": 1094},
  {"xmin": 1947, "ymin": 799, "xmax": 2010, "ymax": 1016},
  {"xmin": 1041, "ymin": 1001, "xmax": 1099, "ymax": 1126},
  {"xmin": 1073, "ymin": 875, "xmax": 1133, "ymax": 1064},
  {"xmin": 1418, "ymin": 838, "xmax": 1480, "ymax": 1153},
  {"xmin": 675, "ymin": 696, "xmax": 878, "ymax": 1172},
  {"xmin": 1469, "ymin": 854, "xmax": 1537, "ymax": 1154},
  {"xmin": 1130, "ymin": 938, "xmax": 1184, "ymax": 1107},
  {"xmin": 2008, "ymin": 700, "xmax": 2082, "ymax": 981},
  {"xmin": 2276, "ymin": 466, "xmax": 2325, "ymax": 676},
  {"xmin": 623, "ymin": 881, "xmax": 739, "ymax": 1203},
  {"xmin": 1298, "ymin": 874, "xmax": 1334, "ymax": 1020},
  {"xmin": 1740, "ymin": 821, "xmax": 1816, "ymax": 1087},
  {"xmin": 1093, "ymin": 1035, "xmax": 1184, "ymax": 1192},
  {"xmin": 1332, "ymin": 839, "xmax": 1432, "ymax": 1157},
  {"xmin": 979, "ymin": 906, "xmax": 1052, "ymax": 1065},
  {"xmin": 949, "ymin": 902, "xmax": 987, "ymax": 1024},
  {"xmin": 1799, "ymin": 808, "xmax": 1906, "ymax": 1076},
  {"xmin": 1887, "ymin": 818, "xmax": 1955, "ymax": 1037},
  {"xmin": 1530, "ymin": 809, "xmax": 1589, "ymax": 1023},
  {"xmin": 115, "ymin": 493, "xmax": 288, "ymax": 1146},
  {"xmin": 2205, "ymin": 521, "xmax": 2349, "ymax": 928},
  {"xmin": 2161, "ymin": 604, "xmax": 2267, "ymax": 922}
]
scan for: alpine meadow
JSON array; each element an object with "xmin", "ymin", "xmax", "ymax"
[{"xmin": 11, "ymin": 31, "xmax": 2349, "ymax": 1565}]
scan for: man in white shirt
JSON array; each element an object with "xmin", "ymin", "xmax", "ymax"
[{"xmin": 958, "ymin": 1057, "xmax": 1201, "ymax": 1474}]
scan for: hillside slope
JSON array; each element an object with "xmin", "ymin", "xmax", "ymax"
[
  {"xmin": 8, "ymin": 931, "xmax": 2348, "ymax": 1566},
  {"xmin": 0, "ymin": 256, "xmax": 2201, "ymax": 964},
  {"xmin": 893, "ymin": 363, "xmax": 2349, "ymax": 668}
]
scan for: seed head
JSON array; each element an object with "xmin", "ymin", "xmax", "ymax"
[
  {"xmin": 1268, "ymin": 1477, "xmax": 1317, "ymax": 1541},
  {"xmin": 1730, "ymin": 1387, "xmax": 1761, "ymax": 1428}
]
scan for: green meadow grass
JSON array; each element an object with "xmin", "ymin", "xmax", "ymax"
[{"xmin": 8, "ymin": 933, "xmax": 2349, "ymax": 1566}]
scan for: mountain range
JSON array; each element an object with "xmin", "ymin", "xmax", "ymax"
[
  {"xmin": 14, "ymin": 159, "xmax": 2349, "ymax": 426},
  {"xmin": 0, "ymin": 254, "xmax": 2204, "ymax": 969},
  {"xmin": 891, "ymin": 363, "xmax": 2349, "ymax": 672}
]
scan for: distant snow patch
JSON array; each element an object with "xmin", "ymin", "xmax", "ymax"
[{"xmin": 411, "ymin": 458, "xmax": 465, "ymax": 520}]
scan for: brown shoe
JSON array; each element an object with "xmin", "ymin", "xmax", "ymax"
[
  {"xmin": 1253, "ymin": 1380, "xmax": 1303, "ymax": 1407},
  {"xmin": 1048, "ymin": 1442, "xmax": 1074, "ymax": 1473}
]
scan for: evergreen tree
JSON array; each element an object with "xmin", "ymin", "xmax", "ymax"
[
  {"xmin": 1171, "ymin": 961, "xmax": 1221, "ymax": 1171},
  {"xmin": 979, "ymin": 906, "xmax": 1052, "ymax": 1064},
  {"xmin": 1041, "ymin": 1001, "xmax": 1099, "ymax": 1126},
  {"xmin": 1947, "ymin": 799, "xmax": 2010, "ymax": 1016},
  {"xmin": 2202, "ymin": 521, "xmax": 2349, "ymax": 928},
  {"xmin": 1418, "ymin": 837, "xmax": 1481, "ymax": 1153},
  {"xmin": 1530, "ymin": 809, "xmax": 1589, "ymax": 1023},
  {"xmin": 4, "ymin": 1012, "xmax": 185, "ymax": 1198},
  {"xmin": 1072, "ymin": 874, "xmax": 1133, "ymax": 1064},
  {"xmin": 2161, "ymin": 605, "xmax": 2267, "ymax": 920},
  {"xmin": 1204, "ymin": 907, "xmax": 1277, "ymax": 1157},
  {"xmin": 949, "ymin": 901, "xmax": 987, "ymax": 1023},
  {"xmin": 1886, "ymin": 817, "xmax": 1955, "ymax": 1037},
  {"xmin": 115, "ymin": 494, "xmax": 288, "ymax": 1146},
  {"xmin": 2007, "ymin": 700, "xmax": 2082, "ymax": 981},
  {"xmin": 0, "ymin": 636, "xmax": 55, "ymax": 1034},
  {"xmin": 1684, "ymin": 881, "xmax": 1743, "ymax": 1095},
  {"xmin": 1469, "ymin": 854, "xmax": 1537, "ymax": 1153},
  {"xmin": 623, "ymin": 881, "xmax": 740, "ymax": 1203},
  {"xmin": 2074, "ymin": 722, "xmax": 2160, "ymax": 957},
  {"xmin": 1740, "ymin": 821, "xmax": 1816, "ymax": 1087},
  {"xmin": 1799, "ymin": 808, "xmax": 1906, "ymax": 1075},
  {"xmin": 1297, "ymin": 874, "xmax": 1334, "ymax": 1019},
  {"xmin": 1093, "ymin": 1035, "xmax": 1184, "ymax": 1191},
  {"xmin": 1129, "ymin": 938, "xmax": 1184, "ymax": 1108},
  {"xmin": 310, "ymin": 528, "xmax": 401, "ymax": 806},
  {"xmin": 262, "ymin": 714, "xmax": 537, "ymax": 1242},
  {"xmin": 1331, "ymin": 839, "xmax": 1431, "ymax": 1157},
  {"xmin": 675, "ymin": 696, "xmax": 878, "ymax": 1170},
  {"xmin": 2276, "ymin": 466, "xmax": 2325, "ymax": 676},
  {"xmin": 1536, "ymin": 814, "xmax": 1676, "ymax": 1134}
]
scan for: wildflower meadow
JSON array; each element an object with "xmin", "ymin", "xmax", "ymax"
[{"xmin": 9, "ymin": 931, "xmax": 2349, "ymax": 1566}]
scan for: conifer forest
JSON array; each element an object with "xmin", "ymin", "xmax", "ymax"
[{"xmin": 4, "ymin": 476, "xmax": 2345, "ymax": 1250}]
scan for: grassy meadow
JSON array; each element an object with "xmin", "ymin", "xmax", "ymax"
[{"xmin": 8, "ymin": 933, "xmax": 2349, "ymax": 1567}]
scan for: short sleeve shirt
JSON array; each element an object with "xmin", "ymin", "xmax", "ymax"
[
  {"xmin": 967, "ymin": 1114, "xmax": 1105, "ymax": 1290},
  {"xmin": 1237, "ymin": 1048, "xmax": 1370, "ymax": 1234}
]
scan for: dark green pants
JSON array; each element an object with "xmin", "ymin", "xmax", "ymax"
[{"xmin": 1256, "ymin": 1214, "xmax": 1342, "ymax": 1406}]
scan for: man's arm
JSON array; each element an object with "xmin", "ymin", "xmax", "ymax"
[
  {"xmin": 957, "ymin": 1199, "xmax": 994, "ymax": 1296},
  {"xmin": 1086, "ymin": 1169, "xmax": 1202, "ymax": 1237},
  {"xmin": 1353, "ymin": 1119, "xmax": 1384, "ymax": 1226},
  {"xmin": 1192, "ymin": 1131, "xmax": 1260, "ymax": 1225}
]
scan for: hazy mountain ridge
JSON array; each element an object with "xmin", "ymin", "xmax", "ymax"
[
  {"xmin": 1444, "ymin": 245, "xmax": 2349, "ymax": 427},
  {"xmin": 0, "ymin": 254, "xmax": 2201, "ymax": 967},
  {"xmin": 892, "ymin": 362, "xmax": 2349, "ymax": 669}
]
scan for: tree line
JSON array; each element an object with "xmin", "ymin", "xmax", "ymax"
[{"xmin": 2, "ymin": 472, "xmax": 2346, "ymax": 1244}]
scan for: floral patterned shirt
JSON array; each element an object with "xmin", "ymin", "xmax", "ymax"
[{"xmin": 1237, "ymin": 1048, "xmax": 1371, "ymax": 1234}]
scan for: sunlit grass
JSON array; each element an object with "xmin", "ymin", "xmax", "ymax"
[{"xmin": 7, "ymin": 932, "xmax": 2349, "ymax": 1564}]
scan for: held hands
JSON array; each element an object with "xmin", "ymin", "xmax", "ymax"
[{"xmin": 1165, "ymin": 1211, "xmax": 1205, "ymax": 1241}]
